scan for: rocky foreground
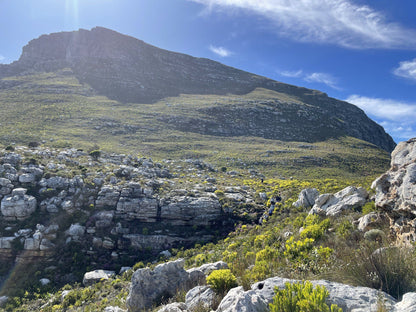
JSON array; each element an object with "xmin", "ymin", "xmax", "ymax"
[
  {"xmin": 3, "ymin": 138, "xmax": 416, "ymax": 311},
  {"xmin": 120, "ymin": 138, "xmax": 416, "ymax": 312}
]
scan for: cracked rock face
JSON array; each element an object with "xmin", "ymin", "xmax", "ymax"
[
  {"xmin": 372, "ymin": 138, "xmax": 416, "ymax": 243},
  {"xmin": 1, "ymin": 188, "xmax": 37, "ymax": 220}
]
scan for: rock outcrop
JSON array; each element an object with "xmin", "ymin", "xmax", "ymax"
[
  {"xmin": 126, "ymin": 259, "xmax": 204, "ymax": 311},
  {"xmin": 372, "ymin": 138, "xmax": 416, "ymax": 243},
  {"xmin": 309, "ymin": 186, "xmax": 368, "ymax": 217},
  {"xmin": 0, "ymin": 146, "xmax": 250, "ymax": 289},
  {"xmin": 83, "ymin": 269, "xmax": 115, "ymax": 286},
  {"xmin": 215, "ymin": 277, "xmax": 416, "ymax": 312},
  {"xmin": 1, "ymin": 188, "xmax": 37, "ymax": 220},
  {"xmin": 293, "ymin": 188, "xmax": 319, "ymax": 208}
]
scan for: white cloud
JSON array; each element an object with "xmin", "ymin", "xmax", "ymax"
[
  {"xmin": 393, "ymin": 58, "xmax": 416, "ymax": 81},
  {"xmin": 278, "ymin": 69, "xmax": 340, "ymax": 89},
  {"xmin": 345, "ymin": 95, "xmax": 416, "ymax": 121},
  {"xmin": 209, "ymin": 45, "xmax": 232, "ymax": 57},
  {"xmin": 189, "ymin": 0, "xmax": 416, "ymax": 49},
  {"xmin": 0, "ymin": 55, "xmax": 5, "ymax": 63},
  {"xmin": 346, "ymin": 95, "xmax": 416, "ymax": 142},
  {"xmin": 304, "ymin": 72, "xmax": 340, "ymax": 90},
  {"xmin": 279, "ymin": 70, "xmax": 303, "ymax": 78}
]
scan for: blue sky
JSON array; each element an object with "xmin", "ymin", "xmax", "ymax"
[{"xmin": 1, "ymin": 0, "xmax": 416, "ymax": 143}]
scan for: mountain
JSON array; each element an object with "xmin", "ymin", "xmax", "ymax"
[{"xmin": 0, "ymin": 26, "xmax": 395, "ymax": 152}]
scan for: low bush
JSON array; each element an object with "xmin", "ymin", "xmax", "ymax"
[
  {"xmin": 269, "ymin": 281, "xmax": 342, "ymax": 312},
  {"xmin": 206, "ymin": 269, "xmax": 238, "ymax": 295}
]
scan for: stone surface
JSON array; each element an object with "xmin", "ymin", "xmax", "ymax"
[
  {"xmin": 161, "ymin": 196, "xmax": 222, "ymax": 226},
  {"xmin": 187, "ymin": 261, "xmax": 228, "ymax": 276},
  {"xmin": 357, "ymin": 212, "xmax": 389, "ymax": 232},
  {"xmin": 185, "ymin": 286, "xmax": 216, "ymax": 311},
  {"xmin": 393, "ymin": 292, "xmax": 416, "ymax": 312},
  {"xmin": 309, "ymin": 186, "xmax": 368, "ymax": 217},
  {"xmin": 293, "ymin": 188, "xmax": 319, "ymax": 208},
  {"xmin": 82, "ymin": 269, "xmax": 115, "ymax": 286},
  {"xmin": 157, "ymin": 302, "xmax": 188, "ymax": 312},
  {"xmin": 372, "ymin": 138, "xmax": 416, "ymax": 243},
  {"xmin": 126, "ymin": 259, "xmax": 203, "ymax": 312},
  {"xmin": 1, "ymin": 188, "xmax": 37, "ymax": 220},
  {"xmin": 216, "ymin": 277, "xmax": 397, "ymax": 312}
]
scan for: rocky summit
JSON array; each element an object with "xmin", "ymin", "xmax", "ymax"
[{"xmin": 0, "ymin": 27, "xmax": 395, "ymax": 151}]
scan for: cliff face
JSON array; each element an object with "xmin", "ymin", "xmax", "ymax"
[{"xmin": 0, "ymin": 27, "xmax": 395, "ymax": 151}]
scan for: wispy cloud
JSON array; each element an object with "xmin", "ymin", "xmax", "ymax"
[
  {"xmin": 279, "ymin": 70, "xmax": 303, "ymax": 78},
  {"xmin": 346, "ymin": 95, "xmax": 416, "ymax": 142},
  {"xmin": 0, "ymin": 55, "xmax": 5, "ymax": 63},
  {"xmin": 209, "ymin": 45, "xmax": 232, "ymax": 57},
  {"xmin": 393, "ymin": 58, "xmax": 416, "ymax": 81},
  {"xmin": 189, "ymin": 0, "xmax": 416, "ymax": 49},
  {"xmin": 278, "ymin": 69, "xmax": 340, "ymax": 89},
  {"xmin": 304, "ymin": 72, "xmax": 340, "ymax": 90}
]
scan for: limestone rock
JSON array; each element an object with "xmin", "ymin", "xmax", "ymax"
[
  {"xmin": 126, "ymin": 259, "xmax": 201, "ymax": 312},
  {"xmin": 157, "ymin": 302, "xmax": 188, "ymax": 312},
  {"xmin": 293, "ymin": 188, "xmax": 319, "ymax": 208},
  {"xmin": 161, "ymin": 196, "xmax": 221, "ymax": 226},
  {"xmin": 95, "ymin": 186, "xmax": 120, "ymax": 209},
  {"xmin": 1, "ymin": 188, "xmax": 37, "ymax": 220},
  {"xmin": 116, "ymin": 197, "xmax": 158, "ymax": 222},
  {"xmin": 66, "ymin": 223, "xmax": 85, "ymax": 241},
  {"xmin": 394, "ymin": 292, "xmax": 416, "ymax": 312},
  {"xmin": 104, "ymin": 307, "xmax": 127, "ymax": 312},
  {"xmin": 372, "ymin": 138, "xmax": 416, "ymax": 243},
  {"xmin": 82, "ymin": 269, "xmax": 115, "ymax": 286},
  {"xmin": 357, "ymin": 212, "xmax": 389, "ymax": 232},
  {"xmin": 309, "ymin": 186, "xmax": 368, "ymax": 217},
  {"xmin": 187, "ymin": 261, "xmax": 228, "ymax": 276},
  {"xmin": 0, "ymin": 237, "xmax": 15, "ymax": 249},
  {"xmin": 185, "ymin": 286, "xmax": 216, "ymax": 311},
  {"xmin": 216, "ymin": 277, "xmax": 397, "ymax": 312}
]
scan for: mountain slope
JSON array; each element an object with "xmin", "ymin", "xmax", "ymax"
[{"xmin": 0, "ymin": 27, "xmax": 395, "ymax": 152}]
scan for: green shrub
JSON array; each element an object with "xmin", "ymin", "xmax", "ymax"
[
  {"xmin": 362, "ymin": 201, "xmax": 376, "ymax": 215},
  {"xmin": 269, "ymin": 281, "xmax": 343, "ymax": 312},
  {"xmin": 206, "ymin": 269, "xmax": 237, "ymax": 295}
]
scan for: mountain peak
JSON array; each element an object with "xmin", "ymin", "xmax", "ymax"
[{"xmin": 0, "ymin": 27, "xmax": 396, "ymax": 152}]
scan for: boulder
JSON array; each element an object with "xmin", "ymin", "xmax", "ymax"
[
  {"xmin": 187, "ymin": 261, "xmax": 228, "ymax": 276},
  {"xmin": 83, "ymin": 269, "xmax": 115, "ymax": 286},
  {"xmin": 39, "ymin": 278, "xmax": 50, "ymax": 286},
  {"xmin": 104, "ymin": 307, "xmax": 127, "ymax": 312},
  {"xmin": 66, "ymin": 223, "xmax": 85, "ymax": 241},
  {"xmin": 185, "ymin": 286, "xmax": 217, "ymax": 311},
  {"xmin": 157, "ymin": 302, "xmax": 187, "ymax": 312},
  {"xmin": 372, "ymin": 138, "xmax": 416, "ymax": 243},
  {"xmin": 309, "ymin": 186, "xmax": 368, "ymax": 217},
  {"xmin": 394, "ymin": 292, "xmax": 416, "ymax": 312},
  {"xmin": 126, "ymin": 259, "xmax": 202, "ymax": 312},
  {"xmin": 293, "ymin": 188, "xmax": 319, "ymax": 208},
  {"xmin": 357, "ymin": 212, "xmax": 389, "ymax": 232},
  {"xmin": 1, "ymin": 188, "xmax": 37, "ymax": 220},
  {"xmin": 216, "ymin": 277, "xmax": 397, "ymax": 312}
]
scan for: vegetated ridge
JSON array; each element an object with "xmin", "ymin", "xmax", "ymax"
[{"xmin": 0, "ymin": 26, "xmax": 395, "ymax": 152}]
